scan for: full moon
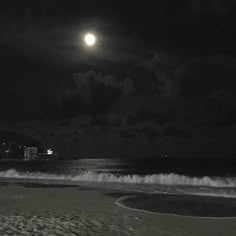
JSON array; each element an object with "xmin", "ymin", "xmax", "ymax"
[{"xmin": 84, "ymin": 33, "xmax": 96, "ymax": 46}]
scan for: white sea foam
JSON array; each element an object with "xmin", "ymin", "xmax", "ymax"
[{"xmin": 0, "ymin": 169, "xmax": 236, "ymax": 188}]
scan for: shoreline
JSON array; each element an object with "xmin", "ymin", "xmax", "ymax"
[{"xmin": 2, "ymin": 180, "xmax": 236, "ymax": 217}]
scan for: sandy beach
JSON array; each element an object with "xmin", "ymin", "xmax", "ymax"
[{"xmin": 0, "ymin": 183, "xmax": 236, "ymax": 236}]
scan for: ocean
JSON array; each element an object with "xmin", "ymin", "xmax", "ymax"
[{"xmin": 1, "ymin": 158, "xmax": 236, "ymax": 198}]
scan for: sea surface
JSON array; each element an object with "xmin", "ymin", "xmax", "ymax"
[{"xmin": 0, "ymin": 158, "xmax": 236, "ymax": 198}]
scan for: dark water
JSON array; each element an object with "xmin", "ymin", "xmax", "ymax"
[
  {"xmin": 0, "ymin": 158, "xmax": 236, "ymax": 176},
  {"xmin": 121, "ymin": 194, "xmax": 236, "ymax": 217}
]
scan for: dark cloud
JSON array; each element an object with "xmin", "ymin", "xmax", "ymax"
[
  {"xmin": 120, "ymin": 130, "xmax": 136, "ymax": 139},
  {"xmin": 167, "ymin": 55, "xmax": 236, "ymax": 128},
  {"xmin": 176, "ymin": 55, "xmax": 236, "ymax": 100},
  {"xmin": 188, "ymin": 0, "xmax": 236, "ymax": 15},
  {"xmin": 72, "ymin": 71, "xmax": 124, "ymax": 114},
  {"xmin": 136, "ymin": 126, "xmax": 160, "ymax": 140},
  {"xmin": 127, "ymin": 66, "xmax": 158, "ymax": 91},
  {"xmin": 164, "ymin": 124, "xmax": 193, "ymax": 138},
  {"xmin": 90, "ymin": 115, "xmax": 121, "ymax": 127},
  {"xmin": 127, "ymin": 111, "xmax": 166, "ymax": 126}
]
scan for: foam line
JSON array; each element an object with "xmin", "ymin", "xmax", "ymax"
[{"xmin": 0, "ymin": 169, "xmax": 236, "ymax": 188}]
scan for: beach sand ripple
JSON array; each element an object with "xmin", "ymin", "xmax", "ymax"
[{"xmin": 0, "ymin": 212, "xmax": 133, "ymax": 236}]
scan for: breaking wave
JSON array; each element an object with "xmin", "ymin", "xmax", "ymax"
[{"xmin": 0, "ymin": 169, "xmax": 236, "ymax": 188}]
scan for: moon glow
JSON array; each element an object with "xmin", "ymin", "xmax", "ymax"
[{"xmin": 84, "ymin": 33, "xmax": 96, "ymax": 46}]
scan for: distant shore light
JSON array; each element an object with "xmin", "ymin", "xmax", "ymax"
[{"xmin": 47, "ymin": 149, "xmax": 53, "ymax": 155}]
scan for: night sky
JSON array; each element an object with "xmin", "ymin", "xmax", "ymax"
[{"xmin": 1, "ymin": 0, "xmax": 236, "ymax": 158}]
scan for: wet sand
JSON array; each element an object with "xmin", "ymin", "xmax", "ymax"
[
  {"xmin": 0, "ymin": 183, "xmax": 236, "ymax": 235},
  {"xmin": 118, "ymin": 193, "xmax": 236, "ymax": 217}
]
